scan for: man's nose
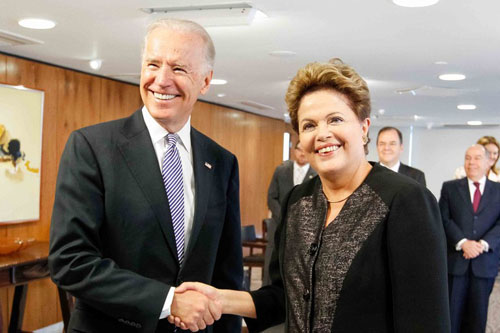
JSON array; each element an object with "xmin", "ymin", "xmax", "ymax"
[{"xmin": 156, "ymin": 67, "xmax": 174, "ymax": 86}]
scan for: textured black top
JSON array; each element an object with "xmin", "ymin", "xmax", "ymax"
[{"xmin": 246, "ymin": 163, "xmax": 450, "ymax": 333}]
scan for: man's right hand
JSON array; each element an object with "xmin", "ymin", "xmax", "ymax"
[
  {"xmin": 462, "ymin": 240, "xmax": 484, "ymax": 259},
  {"xmin": 170, "ymin": 289, "xmax": 221, "ymax": 331}
]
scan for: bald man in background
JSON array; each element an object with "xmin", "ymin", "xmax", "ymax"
[{"xmin": 440, "ymin": 144, "xmax": 500, "ymax": 333}]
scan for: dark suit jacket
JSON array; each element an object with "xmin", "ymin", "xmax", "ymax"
[
  {"xmin": 264, "ymin": 161, "xmax": 316, "ymax": 285},
  {"xmin": 398, "ymin": 162, "xmax": 426, "ymax": 186},
  {"xmin": 267, "ymin": 160, "xmax": 316, "ymax": 222},
  {"xmin": 439, "ymin": 178, "xmax": 500, "ymax": 278},
  {"xmin": 49, "ymin": 109, "xmax": 243, "ymax": 333}
]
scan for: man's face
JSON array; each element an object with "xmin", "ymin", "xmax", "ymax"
[
  {"xmin": 294, "ymin": 144, "xmax": 308, "ymax": 166},
  {"xmin": 464, "ymin": 145, "xmax": 489, "ymax": 181},
  {"xmin": 377, "ymin": 129, "xmax": 403, "ymax": 167},
  {"xmin": 140, "ymin": 27, "xmax": 213, "ymax": 133}
]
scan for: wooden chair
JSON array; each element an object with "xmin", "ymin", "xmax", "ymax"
[{"xmin": 241, "ymin": 225, "xmax": 267, "ymax": 285}]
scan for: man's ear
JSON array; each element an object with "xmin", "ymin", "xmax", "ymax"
[{"xmin": 200, "ymin": 70, "xmax": 213, "ymax": 95}]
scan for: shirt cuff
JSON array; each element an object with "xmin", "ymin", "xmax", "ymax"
[
  {"xmin": 456, "ymin": 238, "xmax": 467, "ymax": 251},
  {"xmin": 159, "ymin": 287, "xmax": 176, "ymax": 319},
  {"xmin": 480, "ymin": 239, "xmax": 489, "ymax": 252}
]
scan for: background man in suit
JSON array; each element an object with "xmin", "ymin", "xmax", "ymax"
[
  {"xmin": 264, "ymin": 141, "xmax": 316, "ymax": 285},
  {"xmin": 376, "ymin": 126, "xmax": 426, "ymax": 186},
  {"xmin": 49, "ymin": 19, "xmax": 242, "ymax": 333},
  {"xmin": 440, "ymin": 144, "xmax": 500, "ymax": 333}
]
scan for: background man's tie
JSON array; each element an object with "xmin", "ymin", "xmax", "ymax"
[
  {"xmin": 162, "ymin": 134, "xmax": 185, "ymax": 265},
  {"xmin": 473, "ymin": 181, "xmax": 481, "ymax": 213}
]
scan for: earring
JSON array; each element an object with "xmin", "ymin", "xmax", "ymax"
[{"xmin": 362, "ymin": 135, "xmax": 368, "ymax": 145}]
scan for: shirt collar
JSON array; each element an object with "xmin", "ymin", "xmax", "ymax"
[
  {"xmin": 380, "ymin": 160, "xmax": 400, "ymax": 173},
  {"xmin": 294, "ymin": 161, "xmax": 309, "ymax": 171},
  {"xmin": 467, "ymin": 175, "xmax": 487, "ymax": 187},
  {"xmin": 142, "ymin": 106, "xmax": 191, "ymax": 153}
]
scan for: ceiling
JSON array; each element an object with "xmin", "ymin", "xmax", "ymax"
[{"xmin": 1, "ymin": 0, "xmax": 499, "ymax": 129}]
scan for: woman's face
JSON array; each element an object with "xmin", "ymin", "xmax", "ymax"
[
  {"xmin": 297, "ymin": 89, "xmax": 369, "ymax": 178},
  {"xmin": 485, "ymin": 143, "xmax": 499, "ymax": 167}
]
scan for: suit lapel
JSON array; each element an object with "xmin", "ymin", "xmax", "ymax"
[
  {"xmin": 476, "ymin": 179, "xmax": 493, "ymax": 214},
  {"xmin": 305, "ymin": 164, "xmax": 316, "ymax": 181},
  {"xmin": 457, "ymin": 178, "xmax": 474, "ymax": 213},
  {"xmin": 116, "ymin": 110, "xmax": 178, "ymax": 261},
  {"xmin": 184, "ymin": 128, "xmax": 215, "ymax": 260}
]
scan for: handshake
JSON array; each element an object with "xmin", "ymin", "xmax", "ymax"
[
  {"xmin": 169, "ymin": 282, "xmax": 222, "ymax": 331},
  {"xmin": 168, "ymin": 282, "xmax": 255, "ymax": 331}
]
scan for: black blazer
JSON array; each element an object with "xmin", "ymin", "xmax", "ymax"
[
  {"xmin": 248, "ymin": 163, "xmax": 450, "ymax": 332},
  {"xmin": 398, "ymin": 163, "xmax": 426, "ymax": 186},
  {"xmin": 49, "ymin": 109, "xmax": 243, "ymax": 333},
  {"xmin": 439, "ymin": 177, "xmax": 500, "ymax": 278}
]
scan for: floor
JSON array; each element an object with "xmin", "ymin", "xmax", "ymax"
[{"xmin": 34, "ymin": 268, "xmax": 500, "ymax": 333}]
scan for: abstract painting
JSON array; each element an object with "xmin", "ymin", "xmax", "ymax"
[{"xmin": 0, "ymin": 84, "xmax": 44, "ymax": 223}]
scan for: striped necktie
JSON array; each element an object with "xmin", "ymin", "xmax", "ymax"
[{"xmin": 162, "ymin": 134, "xmax": 185, "ymax": 265}]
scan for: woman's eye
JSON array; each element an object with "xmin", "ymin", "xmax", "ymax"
[
  {"xmin": 302, "ymin": 123, "xmax": 314, "ymax": 131},
  {"xmin": 329, "ymin": 117, "xmax": 343, "ymax": 124},
  {"xmin": 174, "ymin": 67, "xmax": 186, "ymax": 73}
]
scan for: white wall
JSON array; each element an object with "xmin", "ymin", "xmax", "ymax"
[{"xmin": 367, "ymin": 126, "xmax": 500, "ymax": 200}]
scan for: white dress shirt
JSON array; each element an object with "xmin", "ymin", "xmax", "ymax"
[
  {"xmin": 142, "ymin": 107, "xmax": 195, "ymax": 318},
  {"xmin": 455, "ymin": 176, "xmax": 489, "ymax": 252},
  {"xmin": 293, "ymin": 162, "xmax": 310, "ymax": 186}
]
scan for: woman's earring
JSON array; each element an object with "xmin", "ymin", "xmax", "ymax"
[{"xmin": 362, "ymin": 135, "xmax": 368, "ymax": 145}]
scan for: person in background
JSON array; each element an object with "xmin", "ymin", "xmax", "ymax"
[
  {"xmin": 454, "ymin": 136, "xmax": 499, "ymax": 182},
  {"xmin": 264, "ymin": 141, "xmax": 316, "ymax": 285},
  {"xmin": 376, "ymin": 126, "xmax": 426, "ymax": 186},
  {"xmin": 170, "ymin": 58, "xmax": 450, "ymax": 332},
  {"xmin": 49, "ymin": 18, "xmax": 242, "ymax": 333},
  {"xmin": 440, "ymin": 144, "xmax": 500, "ymax": 333}
]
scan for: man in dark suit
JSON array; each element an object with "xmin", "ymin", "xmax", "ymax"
[
  {"xmin": 440, "ymin": 144, "xmax": 500, "ymax": 333},
  {"xmin": 264, "ymin": 141, "xmax": 316, "ymax": 285},
  {"xmin": 376, "ymin": 126, "xmax": 426, "ymax": 186},
  {"xmin": 49, "ymin": 19, "xmax": 242, "ymax": 333}
]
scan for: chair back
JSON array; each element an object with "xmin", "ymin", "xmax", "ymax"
[{"xmin": 241, "ymin": 225, "xmax": 257, "ymax": 242}]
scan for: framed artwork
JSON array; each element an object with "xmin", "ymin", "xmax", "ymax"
[{"xmin": 0, "ymin": 84, "xmax": 44, "ymax": 224}]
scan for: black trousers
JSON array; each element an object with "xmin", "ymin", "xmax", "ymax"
[{"xmin": 448, "ymin": 270, "xmax": 495, "ymax": 333}]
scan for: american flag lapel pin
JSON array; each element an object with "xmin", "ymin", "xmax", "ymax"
[{"xmin": 205, "ymin": 162, "xmax": 212, "ymax": 169}]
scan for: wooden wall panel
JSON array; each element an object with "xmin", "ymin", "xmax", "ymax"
[
  {"xmin": 0, "ymin": 52, "xmax": 286, "ymax": 331},
  {"xmin": 100, "ymin": 79, "xmax": 143, "ymax": 123},
  {"xmin": 56, "ymin": 71, "xmax": 102, "ymax": 158},
  {"xmin": 0, "ymin": 54, "xmax": 6, "ymax": 82},
  {"xmin": 192, "ymin": 102, "xmax": 285, "ymax": 234}
]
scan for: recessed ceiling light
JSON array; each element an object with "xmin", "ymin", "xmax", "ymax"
[
  {"xmin": 438, "ymin": 73, "xmax": 466, "ymax": 81},
  {"xmin": 18, "ymin": 18, "xmax": 56, "ymax": 30},
  {"xmin": 217, "ymin": 93, "xmax": 226, "ymax": 97},
  {"xmin": 392, "ymin": 0, "xmax": 439, "ymax": 7},
  {"xmin": 457, "ymin": 104, "xmax": 476, "ymax": 110},
  {"xmin": 467, "ymin": 120, "xmax": 482, "ymax": 126},
  {"xmin": 211, "ymin": 79, "xmax": 227, "ymax": 85},
  {"xmin": 89, "ymin": 59, "xmax": 102, "ymax": 70},
  {"xmin": 269, "ymin": 50, "xmax": 296, "ymax": 58},
  {"xmin": 434, "ymin": 61, "xmax": 448, "ymax": 65},
  {"xmin": 254, "ymin": 9, "xmax": 268, "ymax": 20}
]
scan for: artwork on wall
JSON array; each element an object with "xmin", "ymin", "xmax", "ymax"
[{"xmin": 0, "ymin": 84, "xmax": 44, "ymax": 224}]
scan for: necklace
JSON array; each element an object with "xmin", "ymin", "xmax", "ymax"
[{"xmin": 327, "ymin": 195, "xmax": 350, "ymax": 204}]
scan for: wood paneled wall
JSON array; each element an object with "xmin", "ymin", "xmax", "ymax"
[{"xmin": 0, "ymin": 53, "xmax": 285, "ymax": 331}]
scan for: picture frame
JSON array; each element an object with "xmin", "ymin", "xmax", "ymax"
[{"xmin": 0, "ymin": 83, "xmax": 44, "ymax": 224}]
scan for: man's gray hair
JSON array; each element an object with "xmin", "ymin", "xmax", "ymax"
[
  {"xmin": 469, "ymin": 144, "xmax": 490, "ymax": 158},
  {"xmin": 142, "ymin": 18, "xmax": 215, "ymax": 73}
]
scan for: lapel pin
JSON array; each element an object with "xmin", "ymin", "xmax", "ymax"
[{"xmin": 205, "ymin": 162, "xmax": 212, "ymax": 169}]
